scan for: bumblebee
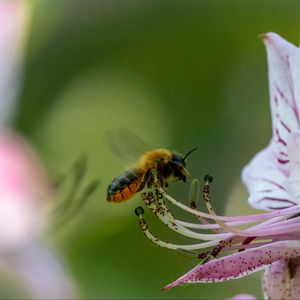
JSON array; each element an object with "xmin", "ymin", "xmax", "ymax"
[{"xmin": 107, "ymin": 148, "xmax": 197, "ymax": 203}]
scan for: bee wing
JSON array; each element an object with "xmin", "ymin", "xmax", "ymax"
[{"xmin": 105, "ymin": 128, "xmax": 152, "ymax": 163}]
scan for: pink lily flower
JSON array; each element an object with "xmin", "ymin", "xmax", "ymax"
[{"xmin": 135, "ymin": 33, "xmax": 300, "ymax": 299}]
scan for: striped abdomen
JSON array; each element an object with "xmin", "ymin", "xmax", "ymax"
[{"xmin": 107, "ymin": 168, "xmax": 145, "ymax": 202}]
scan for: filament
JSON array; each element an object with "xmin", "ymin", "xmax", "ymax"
[
  {"xmin": 135, "ymin": 174, "xmax": 298, "ymax": 262},
  {"xmin": 141, "ymin": 192, "xmax": 231, "ymax": 241},
  {"xmin": 137, "ymin": 212, "xmax": 222, "ymax": 251}
]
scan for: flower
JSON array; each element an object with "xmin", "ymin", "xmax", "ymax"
[
  {"xmin": 134, "ymin": 33, "xmax": 300, "ymax": 299},
  {"xmin": 0, "ymin": 128, "xmax": 76, "ymax": 298},
  {"xmin": 0, "ymin": 128, "xmax": 49, "ymax": 251},
  {"xmin": 0, "ymin": 0, "xmax": 31, "ymax": 124},
  {"xmin": 0, "ymin": 1, "xmax": 77, "ymax": 298}
]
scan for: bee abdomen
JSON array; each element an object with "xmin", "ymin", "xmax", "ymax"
[{"xmin": 107, "ymin": 168, "xmax": 144, "ymax": 202}]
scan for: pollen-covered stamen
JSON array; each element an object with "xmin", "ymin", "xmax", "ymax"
[
  {"xmin": 198, "ymin": 239, "xmax": 232, "ymax": 264},
  {"xmin": 195, "ymin": 236, "xmax": 252, "ymax": 265},
  {"xmin": 224, "ymin": 240, "xmax": 274, "ymax": 251},
  {"xmin": 202, "ymin": 175, "xmax": 261, "ymax": 236},
  {"xmin": 189, "ymin": 179, "xmax": 217, "ymax": 231},
  {"xmin": 202, "ymin": 177, "xmax": 300, "ymax": 238},
  {"xmin": 135, "ymin": 206, "xmax": 222, "ymax": 251},
  {"xmin": 141, "ymin": 191, "xmax": 231, "ymax": 241},
  {"xmin": 156, "ymin": 175, "xmax": 300, "ymax": 222},
  {"xmin": 135, "ymin": 206, "xmax": 144, "ymax": 216},
  {"xmin": 139, "ymin": 174, "xmax": 300, "ymax": 271}
]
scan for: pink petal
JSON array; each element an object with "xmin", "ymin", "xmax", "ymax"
[
  {"xmin": 263, "ymin": 258, "xmax": 300, "ymax": 300},
  {"xmin": 242, "ymin": 145, "xmax": 296, "ymax": 210},
  {"xmin": 0, "ymin": 129, "xmax": 50, "ymax": 251},
  {"xmin": 163, "ymin": 241, "xmax": 300, "ymax": 291},
  {"xmin": 263, "ymin": 33, "xmax": 300, "ymax": 172}
]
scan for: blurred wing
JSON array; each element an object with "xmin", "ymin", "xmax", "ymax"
[{"xmin": 105, "ymin": 128, "xmax": 151, "ymax": 163}]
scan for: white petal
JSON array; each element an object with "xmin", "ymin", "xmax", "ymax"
[
  {"xmin": 286, "ymin": 132, "xmax": 300, "ymax": 200},
  {"xmin": 242, "ymin": 144, "xmax": 297, "ymax": 210},
  {"xmin": 263, "ymin": 33, "xmax": 300, "ymax": 172}
]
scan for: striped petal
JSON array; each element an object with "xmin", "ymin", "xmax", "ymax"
[
  {"xmin": 163, "ymin": 241, "xmax": 300, "ymax": 291},
  {"xmin": 286, "ymin": 132, "xmax": 300, "ymax": 200},
  {"xmin": 242, "ymin": 145, "xmax": 296, "ymax": 210},
  {"xmin": 263, "ymin": 33, "xmax": 300, "ymax": 172}
]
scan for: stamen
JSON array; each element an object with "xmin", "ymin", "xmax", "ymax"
[
  {"xmin": 197, "ymin": 237, "xmax": 236, "ymax": 263},
  {"xmin": 136, "ymin": 173, "xmax": 300, "ymax": 266},
  {"xmin": 189, "ymin": 178, "xmax": 216, "ymax": 229},
  {"xmin": 141, "ymin": 191, "xmax": 231, "ymax": 241},
  {"xmin": 224, "ymin": 241, "xmax": 273, "ymax": 251},
  {"xmin": 201, "ymin": 177, "xmax": 300, "ymax": 238},
  {"xmin": 135, "ymin": 206, "xmax": 221, "ymax": 251},
  {"xmin": 176, "ymin": 219, "xmax": 258, "ymax": 230},
  {"xmin": 202, "ymin": 175, "xmax": 259, "ymax": 236},
  {"xmin": 155, "ymin": 177, "xmax": 300, "ymax": 222}
]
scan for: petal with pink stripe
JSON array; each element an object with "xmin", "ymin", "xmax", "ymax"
[{"xmin": 242, "ymin": 145, "xmax": 296, "ymax": 210}]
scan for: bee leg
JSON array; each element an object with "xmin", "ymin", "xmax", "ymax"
[
  {"xmin": 147, "ymin": 174, "xmax": 156, "ymax": 188},
  {"xmin": 157, "ymin": 175, "xmax": 166, "ymax": 189},
  {"xmin": 137, "ymin": 181, "xmax": 145, "ymax": 192},
  {"xmin": 143, "ymin": 169, "xmax": 153, "ymax": 188}
]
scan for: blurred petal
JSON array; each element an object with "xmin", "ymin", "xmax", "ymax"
[
  {"xmin": 163, "ymin": 241, "xmax": 300, "ymax": 291},
  {"xmin": 3, "ymin": 242, "xmax": 76, "ymax": 299},
  {"xmin": 0, "ymin": 0, "xmax": 32, "ymax": 123},
  {"xmin": 230, "ymin": 294, "xmax": 256, "ymax": 300},
  {"xmin": 263, "ymin": 258, "xmax": 300, "ymax": 300},
  {"xmin": 263, "ymin": 33, "xmax": 300, "ymax": 173},
  {"xmin": 0, "ymin": 129, "xmax": 77, "ymax": 298},
  {"xmin": 242, "ymin": 145, "xmax": 296, "ymax": 210},
  {"xmin": 0, "ymin": 128, "xmax": 49, "ymax": 251}
]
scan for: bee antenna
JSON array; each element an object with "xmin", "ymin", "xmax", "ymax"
[{"xmin": 183, "ymin": 147, "xmax": 198, "ymax": 161}]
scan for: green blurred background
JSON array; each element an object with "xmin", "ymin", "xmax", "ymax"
[{"xmin": 13, "ymin": 0, "xmax": 300, "ymax": 298}]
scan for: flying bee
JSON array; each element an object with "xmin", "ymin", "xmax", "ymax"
[{"xmin": 107, "ymin": 147, "xmax": 197, "ymax": 203}]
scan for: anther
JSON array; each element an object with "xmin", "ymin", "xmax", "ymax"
[
  {"xmin": 135, "ymin": 206, "xmax": 145, "ymax": 216},
  {"xmin": 204, "ymin": 174, "xmax": 213, "ymax": 183}
]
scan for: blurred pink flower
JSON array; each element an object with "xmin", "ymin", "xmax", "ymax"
[
  {"xmin": 136, "ymin": 33, "xmax": 300, "ymax": 299},
  {"xmin": 0, "ymin": 0, "xmax": 31, "ymax": 123},
  {"xmin": 0, "ymin": 128, "xmax": 76, "ymax": 298},
  {"xmin": 0, "ymin": 1, "xmax": 77, "ymax": 298},
  {"xmin": 0, "ymin": 128, "xmax": 49, "ymax": 251}
]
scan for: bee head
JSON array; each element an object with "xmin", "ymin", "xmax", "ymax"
[{"xmin": 170, "ymin": 147, "xmax": 197, "ymax": 182}]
